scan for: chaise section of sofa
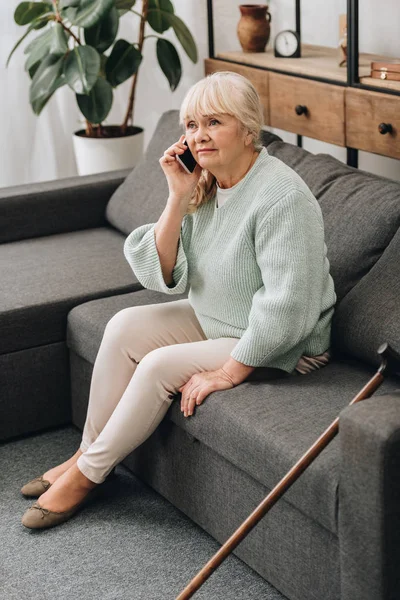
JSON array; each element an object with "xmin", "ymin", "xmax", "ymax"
[{"xmin": 0, "ymin": 170, "xmax": 144, "ymax": 441}]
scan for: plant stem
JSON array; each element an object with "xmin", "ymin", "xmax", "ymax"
[
  {"xmin": 85, "ymin": 121, "xmax": 94, "ymax": 136},
  {"xmin": 60, "ymin": 21, "xmax": 81, "ymax": 45},
  {"xmin": 121, "ymin": 0, "xmax": 149, "ymax": 135},
  {"xmin": 52, "ymin": 1, "xmax": 81, "ymax": 45}
]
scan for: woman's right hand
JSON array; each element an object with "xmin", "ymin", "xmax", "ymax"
[{"xmin": 159, "ymin": 135, "xmax": 203, "ymax": 211}]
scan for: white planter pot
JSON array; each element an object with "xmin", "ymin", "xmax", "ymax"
[{"xmin": 72, "ymin": 126, "xmax": 144, "ymax": 176}]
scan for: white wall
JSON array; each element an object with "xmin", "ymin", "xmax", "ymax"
[{"xmin": 1, "ymin": 0, "xmax": 400, "ymax": 187}]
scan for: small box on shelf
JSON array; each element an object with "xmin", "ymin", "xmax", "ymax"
[{"xmin": 361, "ymin": 60, "xmax": 400, "ymax": 92}]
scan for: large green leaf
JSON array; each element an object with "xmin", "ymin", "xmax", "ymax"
[
  {"xmin": 29, "ymin": 53, "xmax": 65, "ymax": 114},
  {"xmin": 147, "ymin": 0, "xmax": 174, "ymax": 34},
  {"xmin": 14, "ymin": 2, "xmax": 53, "ymax": 25},
  {"xmin": 76, "ymin": 77, "xmax": 113, "ymax": 123},
  {"xmin": 84, "ymin": 5, "xmax": 119, "ymax": 53},
  {"xmin": 64, "ymin": 0, "xmax": 114, "ymax": 28},
  {"xmin": 28, "ymin": 61, "xmax": 42, "ymax": 79},
  {"xmin": 114, "ymin": 0, "xmax": 136, "ymax": 9},
  {"xmin": 63, "ymin": 45, "xmax": 100, "ymax": 94},
  {"xmin": 32, "ymin": 18, "xmax": 49, "ymax": 30},
  {"xmin": 50, "ymin": 22, "xmax": 69, "ymax": 54},
  {"xmin": 105, "ymin": 39, "xmax": 142, "ymax": 87},
  {"xmin": 25, "ymin": 22, "xmax": 69, "ymax": 72},
  {"xmin": 162, "ymin": 12, "xmax": 197, "ymax": 63},
  {"xmin": 25, "ymin": 28, "xmax": 52, "ymax": 71},
  {"xmin": 6, "ymin": 16, "xmax": 49, "ymax": 67},
  {"xmin": 31, "ymin": 71, "xmax": 66, "ymax": 114},
  {"xmin": 24, "ymin": 24, "xmax": 52, "ymax": 54},
  {"xmin": 59, "ymin": 0, "xmax": 80, "ymax": 8},
  {"xmin": 31, "ymin": 72, "xmax": 66, "ymax": 115},
  {"xmin": 156, "ymin": 38, "xmax": 181, "ymax": 91}
]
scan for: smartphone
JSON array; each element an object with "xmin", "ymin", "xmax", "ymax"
[{"xmin": 176, "ymin": 140, "xmax": 198, "ymax": 174}]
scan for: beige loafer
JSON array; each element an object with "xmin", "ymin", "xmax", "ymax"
[
  {"xmin": 21, "ymin": 466, "xmax": 117, "ymax": 498},
  {"xmin": 21, "ymin": 486, "xmax": 100, "ymax": 530},
  {"xmin": 20, "ymin": 476, "xmax": 52, "ymax": 498}
]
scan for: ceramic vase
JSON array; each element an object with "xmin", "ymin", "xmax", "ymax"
[{"xmin": 237, "ymin": 4, "xmax": 271, "ymax": 53}]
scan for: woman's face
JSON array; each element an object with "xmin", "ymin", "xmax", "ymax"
[{"xmin": 184, "ymin": 113, "xmax": 250, "ymax": 171}]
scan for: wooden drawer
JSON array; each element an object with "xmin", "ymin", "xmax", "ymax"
[
  {"xmin": 204, "ymin": 59, "xmax": 270, "ymax": 125},
  {"xmin": 269, "ymin": 72, "xmax": 345, "ymax": 146},
  {"xmin": 346, "ymin": 88, "xmax": 400, "ymax": 159}
]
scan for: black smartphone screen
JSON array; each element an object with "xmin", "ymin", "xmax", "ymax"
[{"xmin": 176, "ymin": 140, "xmax": 198, "ymax": 174}]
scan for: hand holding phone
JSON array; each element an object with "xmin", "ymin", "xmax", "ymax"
[{"xmin": 159, "ymin": 136, "xmax": 202, "ymax": 208}]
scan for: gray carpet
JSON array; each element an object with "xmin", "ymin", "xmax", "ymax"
[{"xmin": 0, "ymin": 426, "xmax": 288, "ymax": 600}]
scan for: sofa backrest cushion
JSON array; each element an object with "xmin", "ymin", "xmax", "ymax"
[
  {"xmin": 266, "ymin": 141, "xmax": 400, "ymax": 305},
  {"xmin": 106, "ymin": 110, "xmax": 182, "ymax": 235},
  {"xmin": 106, "ymin": 109, "xmax": 282, "ymax": 235},
  {"xmin": 332, "ymin": 226, "xmax": 400, "ymax": 368}
]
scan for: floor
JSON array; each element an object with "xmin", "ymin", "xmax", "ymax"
[{"xmin": 0, "ymin": 425, "xmax": 288, "ymax": 600}]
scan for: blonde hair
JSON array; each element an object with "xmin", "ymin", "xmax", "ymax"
[{"xmin": 179, "ymin": 71, "xmax": 264, "ymax": 215}]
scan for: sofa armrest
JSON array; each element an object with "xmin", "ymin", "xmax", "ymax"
[
  {"xmin": 0, "ymin": 168, "xmax": 132, "ymax": 244},
  {"xmin": 339, "ymin": 391, "xmax": 400, "ymax": 600}
]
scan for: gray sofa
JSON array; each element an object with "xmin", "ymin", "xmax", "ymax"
[{"xmin": 2, "ymin": 110, "xmax": 400, "ymax": 600}]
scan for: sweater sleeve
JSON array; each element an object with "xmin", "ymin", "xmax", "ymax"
[
  {"xmin": 230, "ymin": 190, "xmax": 326, "ymax": 368},
  {"xmin": 123, "ymin": 222, "xmax": 188, "ymax": 295}
]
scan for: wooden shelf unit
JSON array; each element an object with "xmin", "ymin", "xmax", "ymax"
[{"xmin": 205, "ymin": 0, "xmax": 400, "ymax": 165}]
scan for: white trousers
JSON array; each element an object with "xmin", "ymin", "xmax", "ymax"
[{"xmin": 77, "ymin": 299, "xmax": 330, "ymax": 484}]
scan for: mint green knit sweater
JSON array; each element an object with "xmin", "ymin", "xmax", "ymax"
[{"xmin": 123, "ymin": 147, "xmax": 337, "ymax": 373}]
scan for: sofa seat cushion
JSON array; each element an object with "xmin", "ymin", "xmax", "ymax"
[
  {"xmin": 66, "ymin": 290, "xmax": 400, "ymax": 534},
  {"xmin": 0, "ymin": 228, "xmax": 141, "ymax": 354},
  {"xmin": 67, "ymin": 288, "xmax": 189, "ymax": 364}
]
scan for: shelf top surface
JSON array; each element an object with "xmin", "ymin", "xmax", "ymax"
[{"xmin": 216, "ymin": 44, "xmax": 400, "ymax": 90}]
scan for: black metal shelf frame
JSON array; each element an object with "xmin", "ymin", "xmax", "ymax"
[{"xmin": 206, "ymin": 0, "xmax": 400, "ymax": 168}]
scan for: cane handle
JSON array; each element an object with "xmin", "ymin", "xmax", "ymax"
[{"xmin": 377, "ymin": 342, "xmax": 400, "ymax": 375}]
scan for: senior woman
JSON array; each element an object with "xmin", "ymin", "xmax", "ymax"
[{"xmin": 21, "ymin": 71, "xmax": 336, "ymax": 529}]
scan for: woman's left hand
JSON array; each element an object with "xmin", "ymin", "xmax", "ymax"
[{"xmin": 178, "ymin": 368, "xmax": 235, "ymax": 417}]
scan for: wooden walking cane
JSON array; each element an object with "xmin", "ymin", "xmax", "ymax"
[{"xmin": 175, "ymin": 342, "xmax": 400, "ymax": 600}]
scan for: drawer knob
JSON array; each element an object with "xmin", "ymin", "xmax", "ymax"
[
  {"xmin": 295, "ymin": 105, "xmax": 308, "ymax": 116},
  {"xmin": 378, "ymin": 123, "xmax": 393, "ymax": 135}
]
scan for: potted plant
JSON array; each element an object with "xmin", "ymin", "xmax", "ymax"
[{"xmin": 6, "ymin": 0, "xmax": 198, "ymax": 175}]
